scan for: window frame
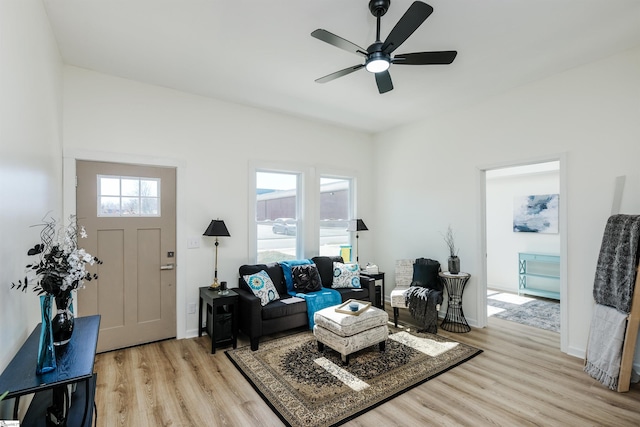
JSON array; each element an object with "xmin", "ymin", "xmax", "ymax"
[
  {"xmin": 318, "ymin": 175, "xmax": 354, "ymax": 258},
  {"xmin": 251, "ymin": 166, "xmax": 304, "ymax": 264},
  {"xmin": 97, "ymin": 174, "xmax": 161, "ymax": 217},
  {"xmin": 249, "ymin": 162, "xmax": 358, "ymax": 264}
]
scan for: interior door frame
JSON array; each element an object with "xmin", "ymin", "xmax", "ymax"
[
  {"xmin": 477, "ymin": 152, "xmax": 568, "ymax": 354},
  {"xmin": 63, "ymin": 149, "xmax": 188, "ymax": 339}
]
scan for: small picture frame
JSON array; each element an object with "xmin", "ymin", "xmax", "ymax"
[{"xmin": 335, "ymin": 299, "xmax": 371, "ymax": 316}]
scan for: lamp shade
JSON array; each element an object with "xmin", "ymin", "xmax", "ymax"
[
  {"xmin": 347, "ymin": 219, "xmax": 368, "ymax": 232},
  {"xmin": 203, "ymin": 219, "xmax": 230, "ymax": 237}
]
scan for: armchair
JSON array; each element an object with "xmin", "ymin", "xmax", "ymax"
[
  {"xmin": 390, "ymin": 258, "xmax": 443, "ymax": 331},
  {"xmin": 390, "ymin": 260, "xmax": 414, "ymax": 327}
]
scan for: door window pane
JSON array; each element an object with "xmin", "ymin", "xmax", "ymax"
[
  {"xmin": 100, "ymin": 178, "xmax": 120, "ymax": 196},
  {"xmin": 98, "ymin": 175, "xmax": 161, "ymax": 217},
  {"xmin": 319, "ymin": 177, "xmax": 351, "ymax": 257},
  {"xmin": 121, "ymin": 178, "xmax": 139, "ymax": 196},
  {"xmin": 141, "ymin": 179, "xmax": 158, "ymax": 197},
  {"xmin": 100, "ymin": 196, "xmax": 121, "ymax": 215},
  {"xmin": 256, "ymin": 171, "xmax": 299, "ymax": 263},
  {"xmin": 141, "ymin": 198, "xmax": 159, "ymax": 215}
]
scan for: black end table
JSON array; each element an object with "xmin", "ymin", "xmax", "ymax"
[
  {"xmin": 361, "ymin": 271, "xmax": 385, "ymax": 309},
  {"xmin": 199, "ymin": 287, "xmax": 238, "ymax": 354},
  {"xmin": 439, "ymin": 272, "xmax": 471, "ymax": 333}
]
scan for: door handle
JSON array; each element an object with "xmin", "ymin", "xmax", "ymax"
[{"xmin": 161, "ymin": 263, "xmax": 175, "ymax": 270}]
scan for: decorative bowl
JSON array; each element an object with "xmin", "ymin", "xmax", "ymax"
[{"xmin": 348, "ymin": 302, "xmax": 359, "ymax": 311}]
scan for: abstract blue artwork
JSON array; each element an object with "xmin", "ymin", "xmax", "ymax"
[{"xmin": 513, "ymin": 194, "xmax": 559, "ymax": 233}]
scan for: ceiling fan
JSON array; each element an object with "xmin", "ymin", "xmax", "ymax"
[{"xmin": 311, "ymin": 0, "xmax": 457, "ymax": 94}]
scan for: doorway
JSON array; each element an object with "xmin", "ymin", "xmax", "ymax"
[
  {"xmin": 76, "ymin": 160, "xmax": 177, "ymax": 352},
  {"xmin": 482, "ymin": 159, "xmax": 567, "ymax": 348}
]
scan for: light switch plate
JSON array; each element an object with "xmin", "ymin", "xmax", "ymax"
[
  {"xmin": 187, "ymin": 237, "xmax": 200, "ymax": 249},
  {"xmin": 187, "ymin": 303, "xmax": 197, "ymax": 314}
]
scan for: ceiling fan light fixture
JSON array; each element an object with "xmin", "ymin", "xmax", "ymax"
[{"xmin": 365, "ymin": 53, "xmax": 390, "ymax": 73}]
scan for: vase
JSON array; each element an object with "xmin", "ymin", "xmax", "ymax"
[
  {"xmin": 37, "ymin": 294, "xmax": 57, "ymax": 375},
  {"xmin": 52, "ymin": 292, "xmax": 74, "ymax": 347},
  {"xmin": 448, "ymin": 256, "xmax": 460, "ymax": 275}
]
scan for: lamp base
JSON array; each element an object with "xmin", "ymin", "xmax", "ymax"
[{"xmin": 210, "ymin": 277, "xmax": 220, "ymax": 291}]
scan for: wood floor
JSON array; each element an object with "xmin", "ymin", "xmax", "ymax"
[{"xmin": 93, "ymin": 307, "xmax": 640, "ymax": 426}]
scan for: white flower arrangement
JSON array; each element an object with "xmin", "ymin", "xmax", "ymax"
[{"xmin": 11, "ymin": 214, "xmax": 102, "ymax": 296}]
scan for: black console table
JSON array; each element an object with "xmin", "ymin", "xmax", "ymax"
[{"xmin": 0, "ymin": 315, "xmax": 101, "ymax": 426}]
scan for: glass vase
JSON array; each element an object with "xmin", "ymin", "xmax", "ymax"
[
  {"xmin": 37, "ymin": 294, "xmax": 57, "ymax": 375},
  {"xmin": 52, "ymin": 292, "xmax": 74, "ymax": 347}
]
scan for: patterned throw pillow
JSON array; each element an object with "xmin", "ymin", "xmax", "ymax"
[
  {"xmin": 291, "ymin": 264, "xmax": 322, "ymax": 293},
  {"xmin": 243, "ymin": 270, "xmax": 280, "ymax": 306},
  {"xmin": 332, "ymin": 262, "xmax": 361, "ymax": 289}
]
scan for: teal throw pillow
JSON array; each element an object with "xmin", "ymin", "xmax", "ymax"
[
  {"xmin": 243, "ymin": 270, "xmax": 280, "ymax": 306},
  {"xmin": 332, "ymin": 262, "xmax": 361, "ymax": 289}
]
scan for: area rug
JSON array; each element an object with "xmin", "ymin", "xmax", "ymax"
[
  {"xmin": 488, "ymin": 291, "xmax": 560, "ymax": 332},
  {"xmin": 226, "ymin": 330, "xmax": 482, "ymax": 427}
]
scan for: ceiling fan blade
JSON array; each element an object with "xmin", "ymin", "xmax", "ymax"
[
  {"xmin": 315, "ymin": 64, "xmax": 365, "ymax": 84},
  {"xmin": 375, "ymin": 70, "xmax": 394, "ymax": 94},
  {"xmin": 393, "ymin": 50, "xmax": 458, "ymax": 65},
  {"xmin": 382, "ymin": 1, "xmax": 433, "ymax": 55},
  {"xmin": 311, "ymin": 29, "xmax": 367, "ymax": 57}
]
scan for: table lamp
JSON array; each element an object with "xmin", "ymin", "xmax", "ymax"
[
  {"xmin": 347, "ymin": 219, "xmax": 368, "ymax": 263},
  {"xmin": 203, "ymin": 219, "xmax": 230, "ymax": 290}
]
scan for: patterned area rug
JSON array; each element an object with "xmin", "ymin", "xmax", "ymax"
[
  {"xmin": 226, "ymin": 329, "xmax": 482, "ymax": 427},
  {"xmin": 487, "ymin": 291, "xmax": 560, "ymax": 332}
]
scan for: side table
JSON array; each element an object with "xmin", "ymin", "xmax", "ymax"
[
  {"xmin": 439, "ymin": 272, "xmax": 471, "ymax": 333},
  {"xmin": 361, "ymin": 271, "xmax": 385, "ymax": 309},
  {"xmin": 199, "ymin": 287, "xmax": 238, "ymax": 354}
]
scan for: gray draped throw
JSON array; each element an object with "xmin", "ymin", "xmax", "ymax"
[{"xmin": 405, "ymin": 286, "xmax": 443, "ymax": 334}]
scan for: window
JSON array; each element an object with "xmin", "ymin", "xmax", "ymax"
[
  {"xmin": 97, "ymin": 175, "xmax": 160, "ymax": 217},
  {"xmin": 255, "ymin": 171, "xmax": 300, "ymax": 263},
  {"xmin": 319, "ymin": 177, "xmax": 351, "ymax": 257}
]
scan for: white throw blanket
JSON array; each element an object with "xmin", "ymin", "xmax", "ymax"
[{"xmin": 584, "ymin": 303, "xmax": 628, "ymax": 390}]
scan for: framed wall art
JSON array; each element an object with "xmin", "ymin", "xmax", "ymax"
[{"xmin": 513, "ymin": 194, "xmax": 559, "ymax": 233}]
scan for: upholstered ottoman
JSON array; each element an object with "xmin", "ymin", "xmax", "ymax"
[{"xmin": 313, "ymin": 303, "xmax": 388, "ymax": 365}]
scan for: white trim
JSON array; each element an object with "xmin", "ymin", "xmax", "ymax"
[
  {"xmin": 477, "ymin": 153, "xmax": 568, "ymax": 353},
  {"xmin": 63, "ymin": 148, "xmax": 188, "ymax": 340}
]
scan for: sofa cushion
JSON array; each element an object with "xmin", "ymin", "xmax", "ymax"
[
  {"xmin": 243, "ymin": 270, "xmax": 280, "ymax": 306},
  {"xmin": 292, "ymin": 264, "xmax": 323, "ymax": 293},
  {"xmin": 333, "ymin": 287, "xmax": 368, "ymax": 302},
  {"xmin": 332, "ymin": 262, "xmax": 361, "ymax": 288},
  {"xmin": 261, "ymin": 299, "xmax": 307, "ymax": 320},
  {"xmin": 312, "ymin": 255, "xmax": 343, "ymax": 288},
  {"xmin": 239, "ymin": 262, "xmax": 287, "ymax": 297}
]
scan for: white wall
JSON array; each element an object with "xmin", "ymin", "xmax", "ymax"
[
  {"xmin": 374, "ymin": 46, "xmax": 640, "ymax": 365},
  {"xmin": 0, "ymin": 0, "xmax": 63, "ymax": 417},
  {"xmin": 486, "ymin": 170, "xmax": 560, "ymax": 292},
  {"xmin": 61, "ymin": 66, "xmax": 375, "ymax": 339}
]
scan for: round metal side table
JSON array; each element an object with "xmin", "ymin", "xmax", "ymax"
[{"xmin": 439, "ymin": 272, "xmax": 471, "ymax": 333}]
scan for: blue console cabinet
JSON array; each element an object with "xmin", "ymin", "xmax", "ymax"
[{"xmin": 518, "ymin": 252, "xmax": 560, "ymax": 300}]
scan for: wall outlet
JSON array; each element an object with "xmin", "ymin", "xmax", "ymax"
[
  {"xmin": 187, "ymin": 302, "xmax": 197, "ymax": 314},
  {"xmin": 187, "ymin": 237, "xmax": 200, "ymax": 249}
]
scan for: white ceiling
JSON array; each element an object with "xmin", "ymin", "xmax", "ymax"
[{"xmin": 42, "ymin": 0, "xmax": 640, "ymax": 134}]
